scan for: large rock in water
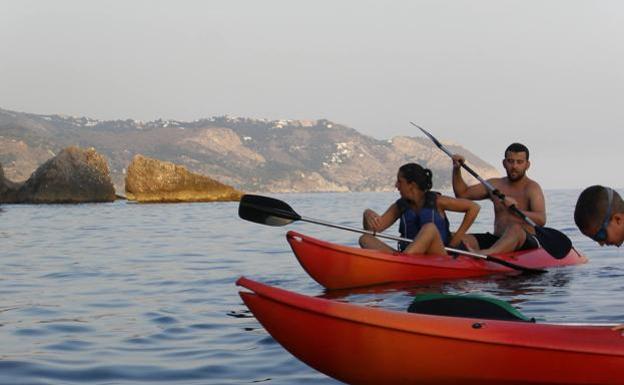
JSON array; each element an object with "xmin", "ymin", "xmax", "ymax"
[
  {"xmin": 125, "ymin": 155, "xmax": 244, "ymax": 202},
  {"xmin": 14, "ymin": 147, "xmax": 116, "ymax": 203},
  {"xmin": 0, "ymin": 162, "xmax": 20, "ymax": 203}
]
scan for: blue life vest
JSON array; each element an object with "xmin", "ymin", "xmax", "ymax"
[{"xmin": 397, "ymin": 191, "xmax": 451, "ymax": 252}]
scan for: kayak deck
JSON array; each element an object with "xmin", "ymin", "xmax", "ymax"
[
  {"xmin": 287, "ymin": 231, "xmax": 588, "ymax": 289},
  {"xmin": 237, "ymin": 276, "xmax": 624, "ymax": 385}
]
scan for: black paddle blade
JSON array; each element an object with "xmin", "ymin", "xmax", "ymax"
[
  {"xmin": 534, "ymin": 227, "xmax": 573, "ymax": 260},
  {"xmin": 408, "ymin": 293, "xmax": 534, "ymax": 322},
  {"xmin": 238, "ymin": 194, "xmax": 301, "ymax": 227}
]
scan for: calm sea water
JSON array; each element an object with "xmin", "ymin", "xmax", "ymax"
[{"xmin": 1, "ymin": 190, "xmax": 623, "ymax": 384}]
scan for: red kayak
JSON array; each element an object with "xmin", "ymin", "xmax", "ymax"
[
  {"xmin": 287, "ymin": 231, "xmax": 588, "ymax": 289},
  {"xmin": 237, "ymin": 276, "xmax": 624, "ymax": 385}
]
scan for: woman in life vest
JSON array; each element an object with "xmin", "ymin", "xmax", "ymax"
[{"xmin": 360, "ymin": 163, "xmax": 480, "ymax": 255}]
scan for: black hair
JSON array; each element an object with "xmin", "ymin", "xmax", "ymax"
[
  {"xmin": 505, "ymin": 143, "xmax": 530, "ymax": 160},
  {"xmin": 574, "ymin": 185, "xmax": 622, "ymax": 231},
  {"xmin": 398, "ymin": 163, "xmax": 433, "ymax": 191}
]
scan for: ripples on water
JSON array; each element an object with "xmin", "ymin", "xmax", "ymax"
[{"xmin": 0, "ymin": 190, "xmax": 623, "ymax": 384}]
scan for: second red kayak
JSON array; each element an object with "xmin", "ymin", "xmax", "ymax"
[
  {"xmin": 287, "ymin": 231, "xmax": 588, "ymax": 289},
  {"xmin": 237, "ymin": 276, "xmax": 624, "ymax": 385}
]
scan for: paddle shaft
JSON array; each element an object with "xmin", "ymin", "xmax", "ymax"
[{"xmin": 300, "ymin": 215, "xmax": 535, "ymax": 268}]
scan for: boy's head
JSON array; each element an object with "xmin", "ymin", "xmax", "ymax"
[{"xmin": 574, "ymin": 185, "xmax": 624, "ymax": 246}]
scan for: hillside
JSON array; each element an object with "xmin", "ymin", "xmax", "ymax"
[{"xmin": 0, "ymin": 108, "xmax": 499, "ymax": 193}]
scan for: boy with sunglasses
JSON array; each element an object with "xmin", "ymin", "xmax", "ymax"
[
  {"xmin": 574, "ymin": 185, "xmax": 624, "ymax": 330},
  {"xmin": 574, "ymin": 185, "xmax": 624, "ymax": 247}
]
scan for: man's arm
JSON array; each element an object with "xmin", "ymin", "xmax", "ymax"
[
  {"xmin": 452, "ymin": 154, "xmax": 491, "ymax": 200},
  {"xmin": 525, "ymin": 182, "xmax": 547, "ymax": 226}
]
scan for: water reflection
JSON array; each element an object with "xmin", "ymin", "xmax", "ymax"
[
  {"xmin": 317, "ymin": 267, "xmax": 578, "ymax": 322},
  {"xmin": 320, "ymin": 269, "xmax": 574, "ymax": 299}
]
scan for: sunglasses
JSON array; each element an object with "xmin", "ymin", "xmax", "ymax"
[{"xmin": 592, "ymin": 187, "xmax": 613, "ymax": 243}]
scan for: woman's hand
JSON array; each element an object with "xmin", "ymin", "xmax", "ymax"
[
  {"xmin": 440, "ymin": 197, "xmax": 480, "ymax": 250},
  {"xmin": 448, "ymin": 235, "xmax": 463, "ymax": 249},
  {"xmin": 363, "ymin": 209, "xmax": 382, "ymax": 231}
]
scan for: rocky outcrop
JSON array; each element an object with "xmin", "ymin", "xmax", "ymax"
[
  {"xmin": 4, "ymin": 147, "xmax": 116, "ymax": 203},
  {"xmin": 125, "ymin": 154, "xmax": 244, "ymax": 202},
  {"xmin": 0, "ymin": 162, "xmax": 20, "ymax": 202}
]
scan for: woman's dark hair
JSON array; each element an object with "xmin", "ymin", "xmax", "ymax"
[{"xmin": 399, "ymin": 163, "xmax": 433, "ymax": 191}]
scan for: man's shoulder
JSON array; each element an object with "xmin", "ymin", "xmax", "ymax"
[
  {"xmin": 525, "ymin": 177, "xmax": 543, "ymax": 189},
  {"xmin": 524, "ymin": 178, "xmax": 545, "ymax": 196}
]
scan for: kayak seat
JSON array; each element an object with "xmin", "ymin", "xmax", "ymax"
[{"xmin": 408, "ymin": 293, "xmax": 535, "ymax": 322}]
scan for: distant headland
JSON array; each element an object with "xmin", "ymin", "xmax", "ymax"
[{"xmin": 0, "ymin": 107, "xmax": 499, "ymax": 195}]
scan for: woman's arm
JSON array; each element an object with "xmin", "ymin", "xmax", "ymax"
[
  {"xmin": 363, "ymin": 203, "xmax": 401, "ymax": 233},
  {"xmin": 437, "ymin": 195, "xmax": 480, "ymax": 247}
]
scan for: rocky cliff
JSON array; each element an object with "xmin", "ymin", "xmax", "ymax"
[
  {"xmin": 0, "ymin": 108, "xmax": 499, "ymax": 193},
  {"xmin": 125, "ymin": 154, "xmax": 244, "ymax": 203}
]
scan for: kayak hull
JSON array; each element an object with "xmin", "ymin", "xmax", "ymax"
[
  {"xmin": 237, "ymin": 276, "xmax": 624, "ymax": 385},
  {"xmin": 287, "ymin": 231, "xmax": 588, "ymax": 289}
]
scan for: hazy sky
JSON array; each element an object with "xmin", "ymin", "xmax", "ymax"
[{"xmin": 1, "ymin": 0, "xmax": 622, "ymax": 188}]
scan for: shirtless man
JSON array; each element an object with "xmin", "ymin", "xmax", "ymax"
[{"xmin": 452, "ymin": 143, "xmax": 546, "ymax": 255}]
